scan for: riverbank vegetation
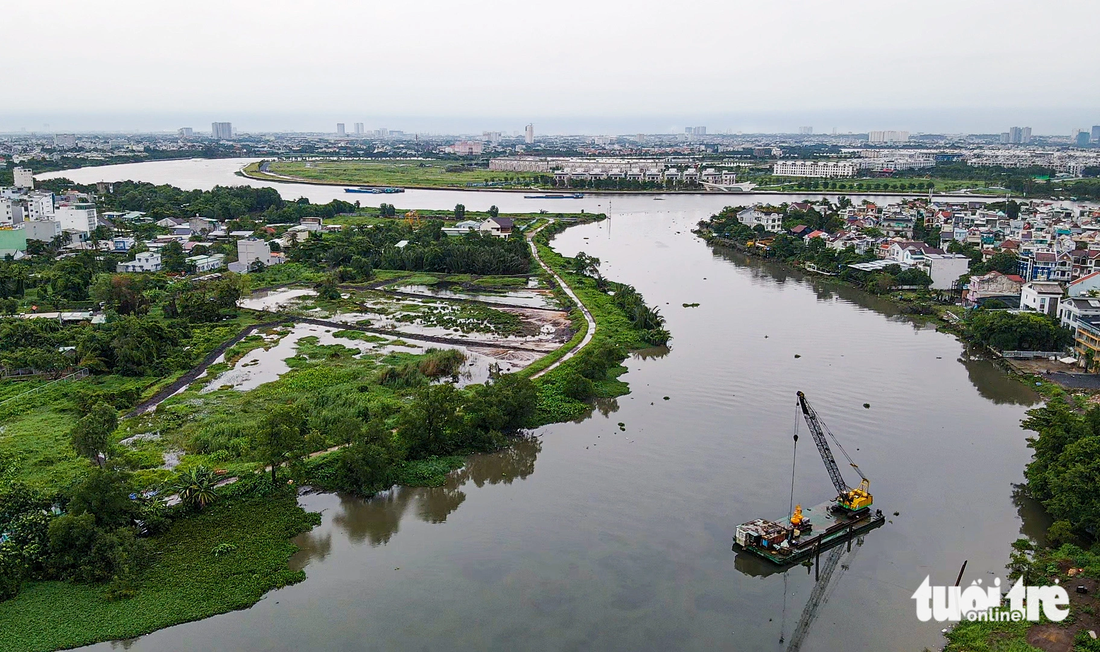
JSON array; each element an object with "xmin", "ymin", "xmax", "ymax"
[
  {"xmin": 947, "ymin": 399, "xmax": 1100, "ymax": 650},
  {"xmin": 695, "ymin": 204, "xmax": 941, "ymax": 304},
  {"xmin": 0, "ymin": 179, "xmax": 667, "ymax": 649},
  {"xmin": 528, "ymin": 219, "xmax": 670, "ymax": 424},
  {"xmin": 964, "ymin": 310, "xmax": 1073, "ymax": 353}
]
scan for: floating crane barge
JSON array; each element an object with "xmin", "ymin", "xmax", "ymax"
[{"xmin": 734, "ymin": 391, "xmax": 885, "ymax": 565}]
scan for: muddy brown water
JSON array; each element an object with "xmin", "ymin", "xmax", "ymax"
[{"xmin": 63, "ymin": 160, "xmax": 1047, "ymax": 652}]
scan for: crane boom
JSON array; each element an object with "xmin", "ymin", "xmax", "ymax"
[
  {"xmin": 796, "ymin": 391, "xmax": 873, "ymax": 513},
  {"xmin": 796, "ymin": 391, "xmax": 849, "ymax": 497}
]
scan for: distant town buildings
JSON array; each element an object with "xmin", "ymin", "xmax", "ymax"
[
  {"xmin": 489, "ymin": 157, "xmax": 550, "ymax": 172},
  {"xmin": 772, "ymin": 161, "xmax": 855, "ymax": 178},
  {"xmin": 211, "ymin": 122, "xmax": 233, "ymax": 139},
  {"xmin": 178, "ymin": 127, "xmax": 194, "ymax": 138},
  {"xmin": 867, "ymin": 131, "xmax": 909, "ymax": 144},
  {"xmin": 447, "ymin": 141, "xmax": 483, "ymax": 156},
  {"xmin": 54, "ymin": 134, "xmax": 76, "ymax": 149}
]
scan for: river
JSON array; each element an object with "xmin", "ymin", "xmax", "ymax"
[{"xmin": 60, "ymin": 159, "xmax": 1046, "ymax": 652}]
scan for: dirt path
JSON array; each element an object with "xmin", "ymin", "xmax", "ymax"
[{"xmin": 526, "ymin": 220, "xmax": 596, "ymax": 379}]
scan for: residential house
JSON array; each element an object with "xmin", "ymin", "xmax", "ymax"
[
  {"xmin": 56, "ymin": 203, "xmax": 98, "ymax": 234},
  {"xmin": 186, "ymin": 254, "xmax": 225, "ymax": 273},
  {"xmin": 230, "ymin": 237, "xmax": 282, "ymax": 272},
  {"xmin": 112, "ymin": 236, "xmax": 136, "ymax": 252},
  {"xmin": 480, "ymin": 217, "xmax": 514, "ymax": 238},
  {"xmin": 921, "ymin": 253, "xmax": 971, "ymax": 290},
  {"xmin": 737, "ymin": 206, "xmax": 784, "ymax": 232},
  {"xmin": 1058, "ymin": 297, "xmax": 1100, "ymax": 330},
  {"xmin": 1074, "ymin": 318, "xmax": 1100, "ymax": 367},
  {"xmin": 188, "ymin": 216, "xmax": 218, "ymax": 235},
  {"xmin": 116, "ymin": 252, "xmax": 163, "ymax": 273},
  {"xmin": 1019, "ymin": 281, "xmax": 1064, "ymax": 316},
  {"xmin": 965, "ymin": 271, "xmax": 1025, "ymax": 307},
  {"xmin": 23, "ymin": 220, "xmax": 62, "ymax": 242},
  {"xmin": 1067, "ymin": 271, "xmax": 1100, "ymax": 297},
  {"xmin": 442, "ymin": 220, "xmax": 482, "ymax": 236},
  {"xmin": 1018, "ymin": 251, "xmax": 1073, "ymax": 282}
]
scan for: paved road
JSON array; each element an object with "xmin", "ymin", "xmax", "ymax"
[{"xmin": 526, "ymin": 220, "xmax": 596, "ymax": 379}]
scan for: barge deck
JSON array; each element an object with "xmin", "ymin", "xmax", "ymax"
[{"xmin": 733, "ymin": 500, "xmax": 885, "ymax": 565}]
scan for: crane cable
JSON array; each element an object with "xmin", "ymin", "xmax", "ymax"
[
  {"xmin": 789, "ymin": 401, "xmax": 800, "ymax": 526},
  {"xmin": 819, "ymin": 413, "xmax": 867, "ymax": 482},
  {"xmin": 782, "ymin": 401, "xmax": 800, "ymax": 645}
]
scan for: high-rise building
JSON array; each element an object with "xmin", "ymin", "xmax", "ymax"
[
  {"xmin": 211, "ymin": 122, "xmax": 233, "ymax": 139},
  {"xmin": 336, "ymin": 123, "xmax": 346, "ymax": 137},
  {"xmin": 694, "ymin": 126, "xmax": 706, "ymax": 136},
  {"xmin": 1075, "ymin": 130, "xmax": 1091, "ymax": 147},
  {"xmin": 799, "ymin": 126, "xmax": 813, "ymax": 135},
  {"xmin": 867, "ymin": 130, "xmax": 909, "ymax": 143},
  {"xmin": 525, "ymin": 124, "xmax": 534, "ymax": 144},
  {"xmin": 178, "ymin": 127, "xmax": 194, "ymax": 138},
  {"xmin": 1092, "ymin": 126, "xmax": 1100, "ymax": 143},
  {"xmin": 54, "ymin": 134, "xmax": 76, "ymax": 149},
  {"xmin": 13, "ymin": 167, "xmax": 34, "ymax": 189},
  {"xmin": 354, "ymin": 122, "xmax": 364, "ymax": 135},
  {"xmin": 1004, "ymin": 126, "xmax": 1032, "ymax": 144}
]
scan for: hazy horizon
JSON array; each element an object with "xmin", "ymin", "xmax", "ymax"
[{"xmin": 4, "ymin": 0, "xmax": 1099, "ymax": 136}]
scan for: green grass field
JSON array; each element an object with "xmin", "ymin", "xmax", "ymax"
[{"xmin": 257, "ymin": 160, "xmax": 544, "ymax": 189}]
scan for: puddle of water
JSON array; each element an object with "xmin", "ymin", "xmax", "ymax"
[
  {"xmin": 327, "ymin": 307, "xmax": 569, "ymax": 351},
  {"xmin": 239, "ymin": 288, "xmax": 318, "ymax": 311},
  {"xmin": 201, "ymin": 323, "xmax": 373, "ymax": 393},
  {"xmin": 201, "ymin": 322, "xmax": 544, "ymax": 393},
  {"xmin": 392, "ymin": 284, "xmax": 557, "ymax": 309}
]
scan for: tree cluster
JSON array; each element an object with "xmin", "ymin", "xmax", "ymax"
[
  {"xmin": 965, "ymin": 310, "xmax": 1073, "ymax": 352},
  {"xmin": 289, "ymin": 221, "xmax": 531, "ymax": 276}
]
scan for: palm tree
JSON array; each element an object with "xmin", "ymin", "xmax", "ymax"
[{"xmin": 176, "ymin": 467, "xmax": 218, "ymax": 510}]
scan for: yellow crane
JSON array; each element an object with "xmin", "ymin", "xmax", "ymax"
[
  {"xmin": 796, "ymin": 391, "xmax": 873, "ymax": 514},
  {"xmin": 404, "ymin": 210, "xmax": 421, "ymax": 228}
]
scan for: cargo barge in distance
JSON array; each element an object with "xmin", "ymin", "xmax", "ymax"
[
  {"xmin": 344, "ymin": 186, "xmax": 405, "ymax": 194},
  {"xmin": 734, "ymin": 391, "xmax": 886, "ymax": 566}
]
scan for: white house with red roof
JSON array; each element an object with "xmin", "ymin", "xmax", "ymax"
[{"xmin": 1068, "ymin": 271, "xmax": 1100, "ymax": 297}]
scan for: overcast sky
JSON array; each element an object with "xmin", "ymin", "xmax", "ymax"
[{"xmin": 4, "ymin": 0, "xmax": 1099, "ymax": 134}]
